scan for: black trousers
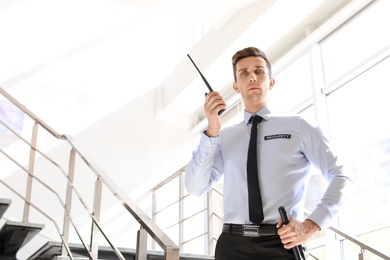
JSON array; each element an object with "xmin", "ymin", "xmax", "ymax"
[{"xmin": 215, "ymin": 232, "xmax": 296, "ymax": 260}]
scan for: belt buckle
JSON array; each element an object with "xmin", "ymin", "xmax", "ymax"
[{"xmin": 242, "ymin": 225, "xmax": 260, "ymax": 237}]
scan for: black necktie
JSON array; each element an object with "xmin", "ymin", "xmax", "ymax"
[{"xmin": 247, "ymin": 115, "xmax": 264, "ymax": 225}]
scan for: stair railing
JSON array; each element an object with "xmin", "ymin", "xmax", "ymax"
[
  {"xmin": 327, "ymin": 224, "xmax": 390, "ymax": 260},
  {"xmin": 0, "ymin": 86, "xmax": 180, "ymax": 260}
]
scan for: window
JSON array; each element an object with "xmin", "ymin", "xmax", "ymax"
[
  {"xmin": 320, "ymin": 1, "xmax": 390, "ymax": 85},
  {"xmin": 327, "ymin": 56, "xmax": 390, "ymax": 258}
]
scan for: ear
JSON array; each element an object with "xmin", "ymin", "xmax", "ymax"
[
  {"xmin": 233, "ymin": 82, "xmax": 240, "ymax": 93},
  {"xmin": 269, "ymin": 78, "xmax": 275, "ymax": 90}
]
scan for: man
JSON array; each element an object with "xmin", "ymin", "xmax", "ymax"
[{"xmin": 185, "ymin": 47, "xmax": 351, "ymax": 259}]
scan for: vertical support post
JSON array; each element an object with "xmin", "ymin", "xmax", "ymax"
[
  {"xmin": 90, "ymin": 178, "xmax": 103, "ymax": 259},
  {"xmin": 61, "ymin": 148, "xmax": 76, "ymax": 256},
  {"xmin": 151, "ymin": 190, "xmax": 157, "ymax": 250},
  {"xmin": 179, "ymin": 173, "xmax": 184, "ymax": 252},
  {"xmin": 358, "ymin": 249, "xmax": 366, "ymax": 260},
  {"xmin": 23, "ymin": 122, "xmax": 39, "ymax": 222},
  {"xmin": 164, "ymin": 246, "xmax": 180, "ymax": 260},
  {"xmin": 206, "ymin": 191, "xmax": 213, "ymax": 255},
  {"xmin": 136, "ymin": 226, "xmax": 148, "ymax": 260}
]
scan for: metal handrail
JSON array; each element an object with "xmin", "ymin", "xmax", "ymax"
[
  {"xmin": 0, "ymin": 95, "xmax": 127, "ymax": 259},
  {"xmin": 0, "ymin": 87, "xmax": 63, "ymax": 139},
  {"xmin": 0, "ymin": 86, "xmax": 180, "ymax": 259},
  {"xmin": 302, "ymin": 209, "xmax": 390, "ymax": 259},
  {"xmin": 64, "ymin": 134, "xmax": 179, "ymax": 252},
  {"xmin": 0, "ymin": 179, "xmax": 76, "ymax": 260},
  {"xmin": 328, "ymin": 225, "xmax": 390, "ymax": 259}
]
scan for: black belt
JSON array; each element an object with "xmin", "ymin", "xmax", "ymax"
[{"xmin": 223, "ymin": 224, "xmax": 278, "ymax": 237}]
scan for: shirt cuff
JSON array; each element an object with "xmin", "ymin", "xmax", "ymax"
[
  {"xmin": 200, "ymin": 130, "xmax": 218, "ymax": 153},
  {"xmin": 307, "ymin": 208, "xmax": 332, "ymax": 230}
]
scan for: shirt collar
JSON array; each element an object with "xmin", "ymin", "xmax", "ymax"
[{"xmin": 244, "ymin": 105, "xmax": 272, "ymax": 125}]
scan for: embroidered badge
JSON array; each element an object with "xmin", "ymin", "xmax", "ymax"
[{"xmin": 264, "ymin": 134, "xmax": 291, "ymax": 140}]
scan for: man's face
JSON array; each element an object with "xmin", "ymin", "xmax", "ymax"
[{"xmin": 233, "ymin": 56, "xmax": 275, "ymax": 108}]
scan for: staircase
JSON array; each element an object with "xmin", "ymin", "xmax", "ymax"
[
  {"xmin": 0, "ymin": 198, "xmax": 44, "ymax": 260},
  {"xmin": 28, "ymin": 242, "xmax": 214, "ymax": 260},
  {"xmin": 1, "ymin": 199, "xmax": 213, "ymax": 260},
  {"xmin": 0, "ymin": 86, "xmax": 206, "ymax": 259}
]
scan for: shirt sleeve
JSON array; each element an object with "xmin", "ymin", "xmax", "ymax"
[
  {"xmin": 185, "ymin": 131, "xmax": 224, "ymax": 196},
  {"xmin": 300, "ymin": 117, "xmax": 352, "ymax": 229}
]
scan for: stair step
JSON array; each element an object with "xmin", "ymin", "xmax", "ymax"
[
  {"xmin": 0, "ymin": 220, "xmax": 45, "ymax": 257},
  {"xmin": 52, "ymin": 257, "xmax": 89, "ymax": 260},
  {"xmin": 0, "ymin": 198, "xmax": 12, "ymax": 219},
  {"xmin": 29, "ymin": 241, "xmax": 214, "ymax": 260}
]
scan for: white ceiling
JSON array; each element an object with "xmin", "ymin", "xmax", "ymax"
[
  {"xmin": 0, "ymin": 0, "xmax": 258, "ymax": 132},
  {"xmin": 0, "ymin": 0, "xmax": 355, "ymax": 134},
  {"xmin": 0, "ymin": 0, "xmax": 367, "ymax": 199}
]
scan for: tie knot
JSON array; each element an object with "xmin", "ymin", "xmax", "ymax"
[{"xmin": 251, "ymin": 115, "xmax": 261, "ymax": 124}]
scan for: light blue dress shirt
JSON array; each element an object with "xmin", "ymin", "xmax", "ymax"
[{"xmin": 185, "ymin": 105, "xmax": 351, "ymax": 229}]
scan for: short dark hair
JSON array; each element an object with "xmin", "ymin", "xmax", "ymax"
[{"xmin": 232, "ymin": 47, "xmax": 272, "ymax": 81}]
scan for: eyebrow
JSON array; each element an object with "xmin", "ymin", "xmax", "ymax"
[{"xmin": 237, "ymin": 65, "xmax": 266, "ymax": 72}]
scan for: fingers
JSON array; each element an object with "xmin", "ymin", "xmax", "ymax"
[
  {"xmin": 278, "ymin": 218, "xmax": 302, "ymax": 249},
  {"xmin": 204, "ymin": 91, "xmax": 226, "ymax": 116},
  {"xmin": 278, "ymin": 218, "xmax": 319, "ymax": 250},
  {"xmin": 277, "ymin": 216, "xmax": 293, "ymax": 235},
  {"xmin": 276, "ymin": 218, "xmax": 283, "ymax": 228},
  {"xmin": 276, "ymin": 218, "xmax": 297, "ymax": 249},
  {"xmin": 280, "ymin": 232, "xmax": 300, "ymax": 249},
  {"xmin": 204, "ymin": 92, "xmax": 225, "ymax": 137}
]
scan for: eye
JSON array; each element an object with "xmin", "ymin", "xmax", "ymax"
[
  {"xmin": 255, "ymin": 69, "xmax": 265, "ymax": 75},
  {"xmin": 240, "ymin": 71, "xmax": 249, "ymax": 76}
]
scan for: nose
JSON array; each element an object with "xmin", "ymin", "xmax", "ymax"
[{"xmin": 249, "ymin": 73, "xmax": 256, "ymax": 82}]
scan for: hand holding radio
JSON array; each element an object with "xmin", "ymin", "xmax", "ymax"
[{"xmin": 187, "ymin": 54, "xmax": 226, "ymax": 116}]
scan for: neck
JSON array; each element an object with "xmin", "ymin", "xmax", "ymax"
[{"xmin": 244, "ymin": 101, "xmax": 267, "ymax": 114}]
